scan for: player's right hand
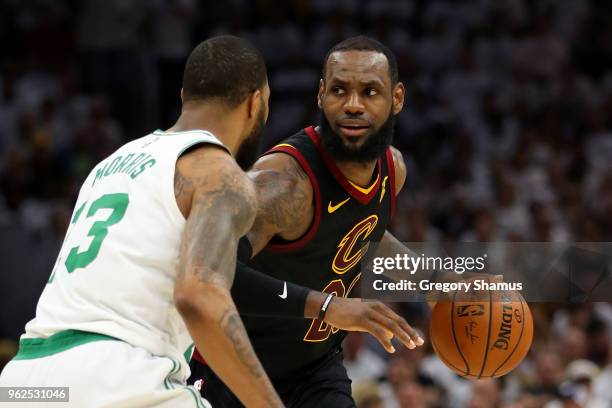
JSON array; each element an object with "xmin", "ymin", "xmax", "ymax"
[{"xmin": 323, "ymin": 297, "xmax": 424, "ymax": 353}]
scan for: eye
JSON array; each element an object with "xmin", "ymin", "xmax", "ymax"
[
  {"xmin": 332, "ymin": 86, "xmax": 345, "ymax": 95},
  {"xmin": 365, "ymin": 88, "xmax": 378, "ymax": 96}
]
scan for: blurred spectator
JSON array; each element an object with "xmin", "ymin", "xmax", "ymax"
[
  {"xmin": 560, "ymin": 326, "xmax": 588, "ymax": 366},
  {"xmin": 559, "ymin": 359, "xmax": 607, "ymax": 408},
  {"xmin": 378, "ymin": 354, "xmax": 417, "ymax": 408},
  {"xmin": 523, "ymin": 349, "xmax": 564, "ymax": 403},
  {"xmin": 593, "ymin": 343, "xmax": 612, "ymax": 403},
  {"xmin": 353, "ymin": 381, "xmax": 386, "ymax": 408},
  {"xmin": 585, "ymin": 318, "xmax": 610, "ymax": 367},
  {"xmin": 467, "ymin": 379, "xmax": 501, "ymax": 408},
  {"xmin": 344, "ymin": 332, "xmax": 387, "ymax": 387},
  {"xmin": 151, "ymin": 0, "xmax": 197, "ymax": 127},
  {"xmin": 395, "ymin": 380, "xmax": 427, "ymax": 408}
]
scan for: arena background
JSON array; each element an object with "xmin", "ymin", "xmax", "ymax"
[{"xmin": 0, "ymin": 1, "xmax": 611, "ymax": 407}]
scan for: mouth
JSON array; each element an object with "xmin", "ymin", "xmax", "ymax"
[{"xmin": 338, "ymin": 123, "xmax": 371, "ymax": 138}]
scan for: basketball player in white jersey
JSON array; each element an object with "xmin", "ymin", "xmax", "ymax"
[{"xmin": 0, "ymin": 36, "xmax": 283, "ymax": 408}]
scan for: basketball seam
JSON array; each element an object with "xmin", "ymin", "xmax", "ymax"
[
  {"xmin": 491, "ymin": 293, "xmax": 526, "ymax": 377},
  {"xmin": 431, "ymin": 335, "xmax": 467, "ymax": 376},
  {"xmin": 477, "ymin": 288, "xmax": 493, "ymax": 379},
  {"xmin": 450, "ymin": 291, "xmax": 470, "ymax": 376}
]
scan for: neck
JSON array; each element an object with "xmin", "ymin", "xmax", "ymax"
[
  {"xmin": 335, "ymin": 159, "xmax": 378, "ymax": 187},
  {"xmin": 167, "ymin": 103, "xmax": 242, "ymax": 155}
]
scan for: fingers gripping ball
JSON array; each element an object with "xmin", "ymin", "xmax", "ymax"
[{"xmin": 430, "ymin": 281, "xmax": 533, "ymax": 379}]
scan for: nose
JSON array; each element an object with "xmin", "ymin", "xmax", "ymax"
[{"xmin": 344, "ymin": 91, "xmax": 365, "ymax": 115}]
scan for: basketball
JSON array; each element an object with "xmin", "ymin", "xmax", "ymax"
[{"xmin": 430, "ymin": 279, "xmax": 533, "ymax": 379}]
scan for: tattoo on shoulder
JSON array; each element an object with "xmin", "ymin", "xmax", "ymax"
[
  {"xmin": 174, "ymin": 166, "xmax": 193, "ymax": 203},
  {"xmin": 253, "ymin": 157, "xmax": 311, "ymax": 232}
]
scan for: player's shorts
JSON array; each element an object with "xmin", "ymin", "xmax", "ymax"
[
  {"xmin": 0, "ymin": 332, "xmax": 209, "ymax": 408},
  {"xmin": 189, "ymin": 348, "xmax": 355, "ymax": 408}
]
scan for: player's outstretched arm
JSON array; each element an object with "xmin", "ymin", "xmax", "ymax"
[
  {"xmin": 173, "ymin": 146, "xmax": 283, "ymax": 408},
  {"xmin": 229, "ymin": 150, "xmax": 425, "ymax": 353},
  {"xmin": 228, "ymin": 152, "xmax": 317, "ymax": 317}
]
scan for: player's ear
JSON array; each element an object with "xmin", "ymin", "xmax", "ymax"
[
  {"xmin": 392, "ymin": 82, "xmax": 405, "ymax": 115},
  {"xmin": 247, "ymin": 89, "xmax": 262, "ymax": 119},
  {"xmin": 317, "ymin": 79, "xmax": 324, "ymax": 109},
  {"xmin": 180, "ymin": 89, "xmax": 184, "ymax": 104}
]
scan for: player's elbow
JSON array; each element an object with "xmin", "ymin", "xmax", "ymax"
[
  {"xmin": 174, "ymin": 277, "xmax": 233, "ymax": 324},
  {"xmin": 174, "ymin": 282, "xmax": 201, "ymax": 322}
]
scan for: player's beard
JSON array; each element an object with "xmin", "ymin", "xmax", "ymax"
[
  {"xmin": 319, "ymin": 110, "xmax": 395, "ymax": 163},
  {"xmin": 235, "ymin": 107, "xmax": 266, "ymax": 170}
]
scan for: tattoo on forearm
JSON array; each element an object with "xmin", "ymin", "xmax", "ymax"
[
  {"xmin": 219, "ymin": 309, "xmax": 266, "ymax": 378},
  {"xmin": 219, "ymin": 309, "xmax": 282, "ymax": 406}
]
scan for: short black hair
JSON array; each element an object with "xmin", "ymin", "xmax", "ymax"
[
  {"xmin": 182, "ymin": 35, "xmax": 267, "ymax": 107},
  {"xmin": 323, "ymin": 36, "xmax": 398, "ymax": 84}
]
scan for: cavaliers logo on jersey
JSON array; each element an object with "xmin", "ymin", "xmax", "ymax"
[{"xmin": 332, "ymin": 215, "xmax": 378, "ymax": 275}]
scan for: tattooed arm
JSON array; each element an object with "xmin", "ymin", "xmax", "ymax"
[
  {"xmin": 173, "ymin": 146, "xmax": 283, "ymax": 408},
  {"xmin": 246, "ymin": 152, "xmax": 314, "ymax": 253},
  {"xmin": 227, "ymin": 151, "xmax": 423, "ymax": 353}
]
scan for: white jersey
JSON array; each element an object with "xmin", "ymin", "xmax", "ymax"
[{"xmin": 23, "ymin": 129, "xmax": 227, "ymax": 380}]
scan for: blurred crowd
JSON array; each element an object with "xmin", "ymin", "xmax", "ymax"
[
  {"xmin": 344, "ymin": 301, "xmax": 612, "ymax": 408},
  {"xmin": 0, "ymin": 0, "xmax": 611, "ymax": 407}
]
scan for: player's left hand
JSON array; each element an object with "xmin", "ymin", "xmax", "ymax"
[{"xmin": 323, "ymin": 297, "xmax": 424, "ymax": 353}]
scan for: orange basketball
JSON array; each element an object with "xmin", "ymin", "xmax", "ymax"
[{"xmin": 429, "ymin": 281, "xmax": 533, "ymax": 379}]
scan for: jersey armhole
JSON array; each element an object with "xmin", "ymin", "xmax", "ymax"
[{"xmin": 261, "ymin": 146, "xmax": 323, "ymax": 253}]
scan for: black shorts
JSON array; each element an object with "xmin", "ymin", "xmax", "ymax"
[{"xmin": 188, "ymin": 352, "xmax": 355, "ymax": 408}]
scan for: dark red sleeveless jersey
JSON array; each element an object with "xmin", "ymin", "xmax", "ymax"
[{"xmin": 197, "ymin": 126, "xmax": 397, "ymax": 379}]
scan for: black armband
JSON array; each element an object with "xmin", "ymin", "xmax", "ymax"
[{"xmin": 231, "ymin": 258, "xmax": 310, "ymax": 318}]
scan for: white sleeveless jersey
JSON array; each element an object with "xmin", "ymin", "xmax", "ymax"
[{"xmin": 23, "ymin": 129, "xmax": 227, "ymax": 380}]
